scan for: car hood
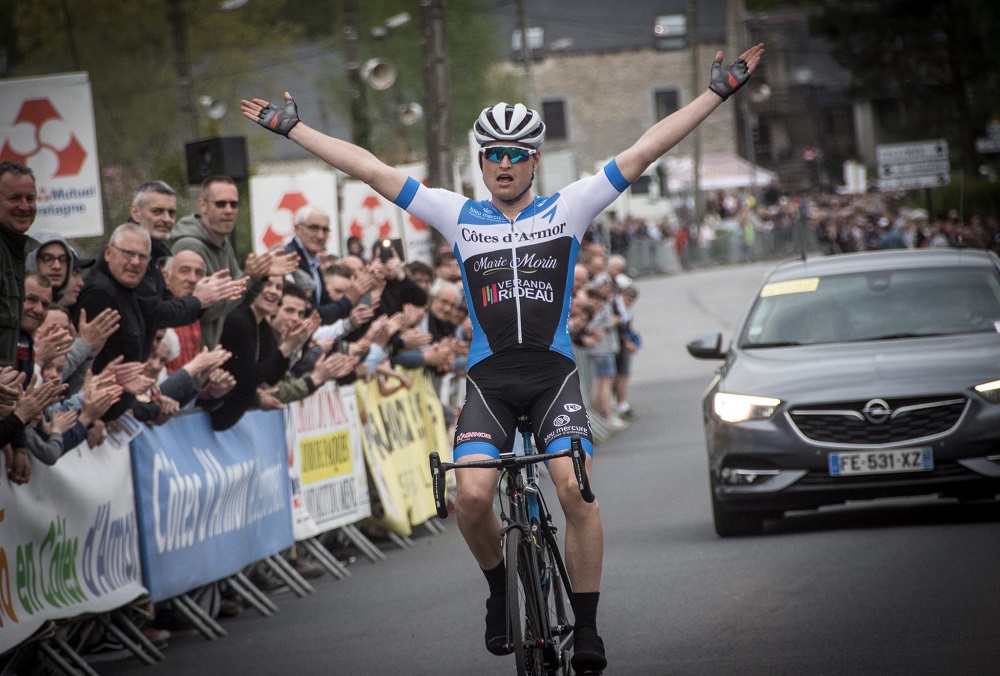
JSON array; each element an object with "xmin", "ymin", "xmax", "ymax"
[{"xmin": 722, "ymin": 333, "xmax": 1000, "ymax": 403}]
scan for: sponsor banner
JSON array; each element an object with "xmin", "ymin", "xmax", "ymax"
[
  {"xmin": 285, "ymin": 384, "xmax": 371, "ymax": 541},
  {"xmin": 408, "ymin": 369, "xmax": 452, "ymax": 466},
  {"xmin": 356, "ymin": 370, "xmax": 439, "ymax": 536},
  {"xmin": 0, "ymin": 72, "xmax": 104, "ymax": 237},
  {"xmin": 0, "ymin": 442, "xmax": 146, "ymax": 652},
  {"xmin": 249, "ymin": 171, "xmax": 339, "ymax": 254},
  {"xmin": 355, "ymin": 379, "xmax": 411, "ymax": 536},
  {"xmin": 341, "ymin": 180, "xmax": 403, "ymax": 257},
  {"xmin": 130, "ymin": 410, "xmax": 293, "ymax": 603}
]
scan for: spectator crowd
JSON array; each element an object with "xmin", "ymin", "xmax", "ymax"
[
  {"xmin": 592, "ymin": 186, "xmax": 999, "ymax": 274},
  {"xmin": 1, "ymin": 159, "xmax": 647, "ymax": 658}
]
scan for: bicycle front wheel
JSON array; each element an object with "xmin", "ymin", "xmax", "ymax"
[{"xmin": 506, "ymin": 527, "xmax": 547, "ymax": 676}]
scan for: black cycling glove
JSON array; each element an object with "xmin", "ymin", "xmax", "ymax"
[
  {"xmin": 255, "ymin": 97, "xmax": 301, "ymax": 137},
  {"xmin": 708, "ymin": 55, "xmax": 751, "ymax": 101}
]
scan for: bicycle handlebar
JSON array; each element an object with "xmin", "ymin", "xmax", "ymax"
[{"xmin": 429, "ymin": 435, "xmax": 595, "ymax": 520}]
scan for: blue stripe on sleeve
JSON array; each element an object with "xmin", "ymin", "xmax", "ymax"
[
  {"xmin": 394, "ymin": 176, "xmax": 421, "ymax": 209},
  {"xmin": 602, "ymin": 159, "xmax": 631, "ymax": 193}
]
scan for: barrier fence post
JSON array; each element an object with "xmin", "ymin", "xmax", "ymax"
[
  {"xmin": 97, "ymin": 614, "xmax": 158, "ymax": 666},
  {"xmin": 302, "ymin": 537, "xmax": 352, "ymax": 579},
  {"xmin": 175, "ymin": 593, "xmax": 226, "ymax": 639},
  {"xmin": 265, "ymin": 554, "xmax": 315, "ymax": 596},
  {"xmin": 226, "ymin": 574, "xmax": 279, "ymax": 616},
  {"xmin": 339, "ymin": 524, "xmax": 390, "ymax": 561}
]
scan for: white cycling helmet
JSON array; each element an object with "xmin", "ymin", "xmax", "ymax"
[{"xmin": 473, "ymin": 102, "xmax": 546, "ymax": 149}]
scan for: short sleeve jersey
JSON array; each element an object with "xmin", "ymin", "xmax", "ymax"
[{"xmin": 395, "ymin": 160, "xmax": 630, "ymax": 370}]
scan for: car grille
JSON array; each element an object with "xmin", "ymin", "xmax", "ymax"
[{"xmin": 787, "ymin": 396, "xmax": 968, "ymax": 446}]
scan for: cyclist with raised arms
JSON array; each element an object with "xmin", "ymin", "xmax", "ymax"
[{"xmin": 242, "ymin": 43, "xmax": 763, "ymax": 674}]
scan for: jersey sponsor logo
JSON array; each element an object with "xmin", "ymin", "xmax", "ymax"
[
  {"xmin": 480, "ymin": 279, "xmax": 554, "ymax": 307},
  {"xmin": 563, "ymin": 403, "xmax": 582, "ymax": 413},
  {"xmin": 553, "ymin": 414, "xmax": 571, "ymax": 426},
  {"xmin": 472, "ymin": 252, "xmax": 559, "ymax": 275},
  {"xmin": 456, "ymin": 431, "xmax": 493, "ymax": 443},
  {"xmin": 543, "ymin": 424, "xmax": 590, "ymax": 446},
  {"xmin": 461, "ymin": 222, "xmax": 567, "ymax": 244}
]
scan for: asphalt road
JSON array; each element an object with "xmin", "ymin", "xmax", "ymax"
[{"xmin": 99, "ymin": 262, "xmax": 1000, "ymax": 676}]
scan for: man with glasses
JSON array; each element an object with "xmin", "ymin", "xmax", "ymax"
[
  {"xmin": 0, "ymin": 161, "xmax": 39, "ymax": 367},
  {"xmin": 73, "ymin": 223, "xmax": 175, "ymax": 424},
  {"xmin": 129, "ymin": 180, "xmax": 246, "ymax": 354},
  {"xmin": 170, "ymin": 175, "xmax": 298, "ymax": 349},
  {"xmin": 242, "ymin": 43, "xmax": 763, "ymax": 674},
  {"xmin": 26, "ymin": 230, "xmax": 78, "ymax": 304},
  {"xmin": 284, "ymin": 205, "xmax": 373, "ymax": 324}
]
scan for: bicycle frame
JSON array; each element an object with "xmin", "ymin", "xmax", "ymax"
[{"xmin": 429, "ymin": 426, "xmax": 594, "ymax": 675}]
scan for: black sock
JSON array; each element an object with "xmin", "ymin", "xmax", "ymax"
[
  {"xmin": 573, "ymin": 591, "xmax": 600, "ymax": 631},
  {"xmin": 482, "ymin": 560, "xmax": 506, "ymax": 597},
  {"xmin": 482, "ymin": 561, "xmax": 512, "ymax": 656},
  {"xmin": 572, "ymin": 592, "xmax": 607, "ymax": 671}
]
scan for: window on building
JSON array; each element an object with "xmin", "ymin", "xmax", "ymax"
[
  {"xmin": 654, "ymin": 88, "xmax": 681, "ymax": 121},
  {"xmin": 653, "ymin": 14, "xmax": 687, "ymax": 50},
  {"xmin": 541, "ymin": 99, "xmax": 567, "ymax": 142}
]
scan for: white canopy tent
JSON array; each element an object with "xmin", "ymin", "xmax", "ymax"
[{"xmin": 664, "ymin": 152, "xmax": 777, "ymax": 192}]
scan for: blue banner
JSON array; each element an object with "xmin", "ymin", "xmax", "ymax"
[{"xmin": 130, "ymin": 410, "xmax": 294, "ymax": 602}]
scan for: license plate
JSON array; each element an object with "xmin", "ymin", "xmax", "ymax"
[{"xmin": 828, "ymin": 448, "xmax": 933, "ymax": 477}]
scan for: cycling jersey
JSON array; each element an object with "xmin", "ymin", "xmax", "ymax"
[{"xmin": 395, "ymin": 160, "xmax": 630, "ymax": 370}]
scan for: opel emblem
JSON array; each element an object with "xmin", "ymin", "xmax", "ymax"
[{"xmin": 862, "ymin": 398, "xmax": 891, "ymax": 424}]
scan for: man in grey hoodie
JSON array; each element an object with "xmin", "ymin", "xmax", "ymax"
[
  {"xmin": 169, "ymin": 175, "xmax": 298, "ymax": 348},
  {"xmin": 26, "ymin": 229, "xmax": 79, "ymax": 304}
]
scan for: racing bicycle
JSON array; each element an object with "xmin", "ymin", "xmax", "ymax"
[{"xmin": 430, "ymin": 416, "xmax": 596, "ymax": 676}]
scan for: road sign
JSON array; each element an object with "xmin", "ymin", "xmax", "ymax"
[
  {"xmin": 877, "ymin": 139, "xmax": 949, "ymax": 191},
  {"xmin": 878, "ymin": 175, "xmax": 950, "ymax": 191},
  {"xmin": 877, "ymin": 159, "xmax": 949, "ymax": 179},
  {"xmin": 976, "ymin": 137, "xmax": 1000, "ymax": 154},
  {"xmin": 876, "ymin": 139, "xmax": 947, "ymax": 163}
]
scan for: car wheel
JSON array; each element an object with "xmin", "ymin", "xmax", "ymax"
[{"xmin": 711, "ymin": 490, "xmax": 765, "ymax": 537}]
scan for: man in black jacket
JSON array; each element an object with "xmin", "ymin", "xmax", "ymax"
[
  {"xmin": 129, "ymin": 180, "xmax": 245, "ymax": 354},
  {"xmin": 73, "ymin": 223, "xmax": 171, "ymax": 423},
  {"xmin": 0, "ymin": 161, "xmax": 38, "ymax": 367},
  {"xmin": 284, "ymin": 205, "xmax": 374, "ymax": 324},
  {"xmin": 211, "ymin": 275, "xmax": 315, "ymax": 431}
]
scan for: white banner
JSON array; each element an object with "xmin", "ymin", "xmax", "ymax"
[
  {"xmin": 249, "ymin": 171, "xmax": 339, "ymax": 254},
  {"xmin": 340, "ymin": 179, "xmax": 403, "ymax": 258},
  {"xmin": 0, "ymin": 72, "xmax": 104, "ymax": 237},
  {"xmin": 0, "ymin": 441, "xmax": 146, "ymax": 652},
  {"xmin": 285, "ymin": 384, "xmax": 371, "ymax": 541}
]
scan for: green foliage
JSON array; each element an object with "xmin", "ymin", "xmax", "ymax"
[
  {"xmin": 5, "ymin": 0, "xmax": 505, "ymax": 220},
  {"xmin": 810, "ymin": 0, "xmax": 1000, "ymax": 174}
]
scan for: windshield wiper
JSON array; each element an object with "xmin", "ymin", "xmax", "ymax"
[{"xmin": 744, "ymin": 341, "xmax": 804, "ymax": 348}]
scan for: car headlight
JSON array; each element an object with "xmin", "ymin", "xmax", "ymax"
[
  {"xmin": 713, "ymin": 392, "xmax": 781, "ymax": 423},
  {"xmin": 974, "ymin": 379, "xmax": 1000, "ymax": 404}
]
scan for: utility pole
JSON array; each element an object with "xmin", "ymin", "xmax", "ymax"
[
  {"xmin": 688, "ymin": 0, "xmax": 702, "ymax": 224},
  {"xmin": 421, "ymin": 0, "xmax": 453, "ymax": 191},
  {"xmin": 166, "ymin": 0, "xmax": 199, "ymax": 143},
  {"xmin": 343, "ymin": 0, "xmax": 372, "ymax": 150}
]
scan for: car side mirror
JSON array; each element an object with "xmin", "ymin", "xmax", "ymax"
[{"xmin": 686, "ymin": 332, "xmax": 726, "ymax": 360}]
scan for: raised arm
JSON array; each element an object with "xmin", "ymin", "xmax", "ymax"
[
  {"xmin": 615, "ymin": 43, "xmax": 764, "ymax": 184},
  {"xmin": 240, "ymin": 92, "xmax": 409, "ymax": 202}
]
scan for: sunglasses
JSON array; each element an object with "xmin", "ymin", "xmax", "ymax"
[
  {"xmin": 212, "ymin": 200, "xmax": 239, "ymax": 209},
  {"xmin": 480, "ymin": 146, "xmax": 537, "ymax": 164}
]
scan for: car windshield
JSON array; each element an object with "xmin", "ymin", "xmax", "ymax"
[{"xmin": 740, "ymin": 266, "xmax": 1000, "ymax": 348}]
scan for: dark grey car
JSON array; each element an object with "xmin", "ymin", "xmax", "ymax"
[{"xmin": 687, "ymin": 248, "xmax": 1000, "ymax": 536}]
